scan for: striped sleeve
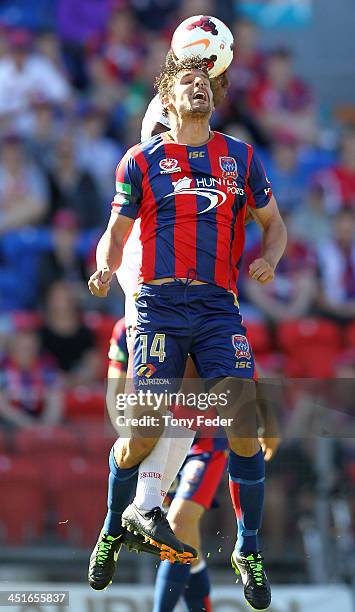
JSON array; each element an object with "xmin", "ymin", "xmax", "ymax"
[
  {"xmin": 112, "ymin": 149, "xmax": 143, "ymax": 219},
  {"xmin": 247, "ymin": 149, "xmax": 273, "ymax": 209},
  {"xmin": 108, "ymin": 320, "xmax": 128, "ymax": 371}
]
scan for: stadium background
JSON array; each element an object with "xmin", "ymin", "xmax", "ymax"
[{"xmin": 0, "ymin": 0, "xmax": 354, "ymax": 610}]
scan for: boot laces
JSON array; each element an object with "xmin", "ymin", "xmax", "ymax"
[
  {"xmin": 247, "ymin": 554, "xmax": 265, "ymax": 587},
  {"xmin": 96, "ymin": 537, "xmax": 116, "ymax": 565},
  {"xmin": 145, "ymin": 507, "xmax": 174, "ymax": 534}
]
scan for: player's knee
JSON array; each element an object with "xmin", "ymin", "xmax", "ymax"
[
  {"xmin": 228, "ymin": 437, "xmax": 261, "ymax": 457},
  {"xmin": 113, "ymin": 437, "xmax": 157, "ymax": 468},
  {"xmin": 168, "ymin": 500, "xmax": 203, "ymax": 533}
]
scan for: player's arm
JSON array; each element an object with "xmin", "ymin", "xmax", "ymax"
[
  {"xmin": 88, "ymin": 151, "xmax": 143, "ymax": 297},
  {"xmin": 88, "ymin": 213, "xmax": 134, "ymax": 297},
  {"xmin": 150, "ymin": 122, "xmax": 170, "ymax": 137},
  {"xmin": 245, "ymin": 149, "xmax": 287, "ymax": 284},
  {"xmin": 247, "ymin": 196, "xmax": 287, "ymax": 284}
]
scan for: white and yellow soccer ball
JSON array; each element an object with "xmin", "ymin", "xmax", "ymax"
[{"xmin": 171, "ymin": 15, "xmax": 234, "ymax": 79}]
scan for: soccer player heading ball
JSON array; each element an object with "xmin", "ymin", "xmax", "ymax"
[
  {"xmin": 88, "ymin": 15, "xmax": 286, "ymax": 612},
  {"xmin": 171, "ymin": 15, "xmax": 234, "ymax": 78},
  {"xmin": 142, "ymin": 15, "xmax": 234, "ymax": 140}
]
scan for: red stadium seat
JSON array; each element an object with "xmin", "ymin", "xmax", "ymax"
[
  {"xmin": 14, "ymin": 425, "xmax": 78, "ymax": 456},
  {"xmin": 84, "ymin": 312, "xmax": 116, "ymax": 352},
  {"xmin": 277, "ymin": 319, "xmax": 342, "ymax": 354},
  {"xmin": 83, "ymin": 312, "xmax": 116, "ymax": 379},
  {"xmin": 11, "ymin": 311, "xmax": 42, "ymax": 330},
  {"xmin": 14, "ymin": 426, "xmax": 80, "ymax": 487},
  {"xmin": 245, "ymin": 321, "xmax": 272, "ymax": 355},
  {"xmin": 52, "ymin": 457, "xmax": 107, "ymax": 546},
  {"xmin": 0, "ymin": 429, "xmax": 8, "ymax": 454},
  {"xmin": 78, "ymin": 425, "xmax": 115, "ymax": 459},
  {"xmin": 285, "ymin": 348, "xmax": 337, "ymax": 378},
  {"xmin": 346, "ymin": 321, "xmax": 355, "ymax": 347},
  {"xmin": 65, "ymin": 388, "xmax": 105, "ymax": 421},
  {"xmin": 0, "ymin": 455, "xmax": 46, "ymax": 544}
]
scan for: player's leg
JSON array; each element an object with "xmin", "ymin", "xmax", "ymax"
[
  {"xmin": 89, "ymin": 326, "xmax": 167, "ymax": 590},
  {"xmin": 191, "ymin": 285, "xmax": 271, "ymax": 611},
  {"xmin": 213, "ymin": 378, "xmax": 271, "ymax": 610},
  {"xmin": 121, "ymin": 283, "xmax": 198, "ymax": 561},
  {"xmin": 153, "ymin": 450, "xmax": 227, "ymax": 612},
  {"xmin": 88, "ymin": 429, "xmax": 162, "ymax": 589},
  {"xmin": 153, "ymin": 500, "xmax": 204, "ymax": 612},
  {"xmin": 104, "ymin": 334, "xmax": 198, "ymax": 563},
  {"xmin": 136, "ymin": 355, "xmax": 202, "ymax": 512}
]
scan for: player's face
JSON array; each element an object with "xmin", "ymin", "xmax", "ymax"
[{"xmin": 169, "ymin": 69, "xmax": 214, "ymax": 118}]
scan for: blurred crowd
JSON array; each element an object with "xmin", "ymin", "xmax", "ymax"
[
  {"xmin": 0, "ymin": 0, "xmax": 354, "ymax": 423},
  {"xmin": 0, "ymin": 0, "xmax": 354, "ymax": 566}
]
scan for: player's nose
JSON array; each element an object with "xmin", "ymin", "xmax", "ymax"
[{"xmin": 194, "ymin": 76, "xmax": 205, "ymax": 87}]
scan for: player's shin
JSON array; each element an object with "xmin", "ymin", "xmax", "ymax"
[
  {"xmin": 153, "ymin": 562, "xmax": 191, "ymax": 612},
  {"xmin": 103, "ymin": 445, "xmax": 139, "ymax": 537},
  {"xmin": 184, "ymin": 560, "xmax": 212, "ymax": 612},
  {"xmin": 88, "ymin": 444, "xmax": 140, "ymax": 590},
  {"xmin": 134, "ymin": 413, "xmax": 196, "ymax": 510},
  {"xmin": 228, "ymin": 448, "xmax": 265, "ymax": 555},
  {"xmin": 160, "ymin": 424, "xmax": 196, "ymax": 503},
  {"xmin": 133, "ymin": 421, "xmax": 172, "ymax": 511}
]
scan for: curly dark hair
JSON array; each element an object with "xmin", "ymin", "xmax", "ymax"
[
  {"xmin": 155, "ymin": 51, "xmax": 229, "ymax": 110},
  {"xmin": 155, "ymin": 53, "xmax": 209, "ymax": 101}
]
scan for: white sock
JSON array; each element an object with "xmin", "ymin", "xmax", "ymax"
[
  {"xmin": 160, "ymin": 426, "xmax": 196, "ymax": 501},
  {"xmin": 134, "ymin": 426, "xmax": 171, "ymax": 511},
  {"xmin": 134, "ymin": 421, "xmax": 195, "ymax": 512}
]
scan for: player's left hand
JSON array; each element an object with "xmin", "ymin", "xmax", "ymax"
[
  {"xmin": 258, "ymin": 435, "xmax": 281, "ymax": 461},
  {"xmin": 249, "ymin": 258, "xmax": 274, "ymax": 284}
]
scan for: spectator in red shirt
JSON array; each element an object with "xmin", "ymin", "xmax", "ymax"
[
  {"xmin": 314, "ymin": 127, "xmax": 355, "ymax": 214},
  {"xmin": 0, "ymin": 326, "xmax": 63, "ymax": 428},
  {"xmin": 89, "ymin": 7, "xmax": 146, "ymax": 85},
  {"xmin": 247, "ymin": 47, "xmax": 317, "ymax": 145}
]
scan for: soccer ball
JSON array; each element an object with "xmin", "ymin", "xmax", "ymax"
[{"xmin": 171, "ymin": 15, "xmax": 234, "ymax": 79}]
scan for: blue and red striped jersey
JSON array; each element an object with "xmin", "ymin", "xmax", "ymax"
[
  {"xmin": 108, "ymin": 317, "xmax": 128, "ymax": 372},
  {"xmin": 112, "ymin": 131, "xmax": 272, "ymax": 293}
]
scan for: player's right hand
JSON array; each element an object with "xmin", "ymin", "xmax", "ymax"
[
  {"xmin": 249, "ymin": 258, "xmax": 275, "ymax": 284},
  {"xmin": 258, "ymin": 435, "xmax": 281, "ymax": 461},
  {"xmin": 88, "ymin": 268, "xmax": 113, "ymax": 297}
]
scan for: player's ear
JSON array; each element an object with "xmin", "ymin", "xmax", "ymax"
[{"xmin": 162, "ymin": 95, "xmax": 172, "ymax": 111}]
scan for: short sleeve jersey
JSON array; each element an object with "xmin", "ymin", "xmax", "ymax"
[{"xmin": 112, "ymin": 131, "xmax": 272, "ymax": 293}]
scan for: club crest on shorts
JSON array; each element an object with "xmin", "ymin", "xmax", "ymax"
[
  {"xmin": 219, "ymin": 156, "xmax": 238, "ymax": 178},
  {"xmin": 159, "ymin": 158, "xmax": 181, "ymax": 174},
  {"xmin": 232, "ymin": 334, "xmax": 250, "ymax": 359},
  {"xmin": 184, "ymin": 459, "xmax": 206, "ymax": 483}
]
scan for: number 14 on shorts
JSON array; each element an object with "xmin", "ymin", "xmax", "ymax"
[{"xmin": 140, "ymin": 333, "xmax": 166, "ymax": 363}]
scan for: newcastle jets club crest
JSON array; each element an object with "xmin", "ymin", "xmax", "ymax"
[{"xmin": 219, "ymin": 156, "xmax": 238, "ymax": 178}]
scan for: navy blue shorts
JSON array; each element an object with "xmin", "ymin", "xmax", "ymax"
[{"xmin": 133, "ymin": 282, "xmax": 255, "ymax": 392}]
